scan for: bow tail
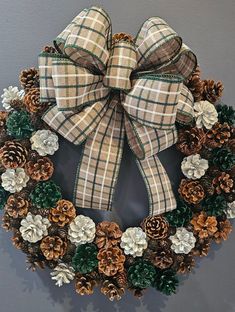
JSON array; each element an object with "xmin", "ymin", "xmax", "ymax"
[
  {"xmin": 136, "ymin": 155, "xmax": 176, "ymax": 216},
  {"xmin": 73, "ymin": 97, "xmax": 125, "ymax": 210}
]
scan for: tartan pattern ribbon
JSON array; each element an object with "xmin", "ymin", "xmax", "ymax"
[{"xmin": 39, "ymin": 6, "xmax": 197, "ymax": 216}]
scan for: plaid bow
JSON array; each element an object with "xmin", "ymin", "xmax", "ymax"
[{"xmin": 38, "ymin": 6, "xmax": 197, "ymax": 216}]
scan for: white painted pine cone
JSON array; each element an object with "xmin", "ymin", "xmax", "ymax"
[
  {"xmin": 1, "ymin": 86, "xmax": 24, "ymax": 111},
  {"xmin": 20, "ymin": 212, "xmax": 51, "ymax": 243},
  {"xmin": 120, "ymin": 227, "xmax": 148, "ymax": 257},
  {"xmin": 181, "ymin": 154, "xmax": 209, "ymax": 179},
  {"xmin": 170, "ymin": 227, "xmax": 196, "ymax": 254},
  {"xmin": 226, "ymin": 201, "xmax": 235, "ymax": 219},
  {"xmin": 68, "ymin": 215, "xmax": 96, "ymax": 245},
  {"xmin": 194, "ymin": 100, "xmax": 218, "ymax": 129},
  {"xmin": 1, "ymin": 168, "xmax": 29, "ymax": 193},
  {"xmin": 30, "ymin": 130, "xmax": 59, "ymax": 156},
  {"xmin": 50, "ymin": 263, "xmax": 75, "ymax": 287}
]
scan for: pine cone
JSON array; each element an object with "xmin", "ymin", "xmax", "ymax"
[
  {"xmin": 212, "ymin": 172, "xmax": 233, "ymax": 194},
  {"xmin": 6, "ymin": 110, "xmax": 34, "ymax": 139},
  {"xmin": 95, "ymin": 221, "xmax": 122, "ymax": 249},
  {"xmin": 206, "ymin": 122, "xmax": 231, "ymax": 148},
  {"xmin": 0, "ymin": 111, "xmax": 8, "ymax": 129},
  {"xmin": 190, "ymin": 212, "xmax": 218, "ymax": 239},
  {"xmin": 141, "ymin": 215, "xmax": 169, "ymax": 239},
  {"xmin": 0, "ymin": 141, "xmax": 28, "ymax": 169},
  {"xmin": 25, "ymin": 157, "xmax": 54, "ymax": 181},
  {"xmin": 72, "ymin": 243, "xmax": 98, "ymax": 274},
  {"xmin": 153, "ymin": 269, "xmax": 179, "ymax": 295},
  {"xmin": 177, "ymin": 127, "xmax": 206, "ymax": 156},
  {"xmin": 127, "ymin": 259, "xmax": 156, "ymax": 289},
  {"xmin": 5, "ymin": 194, "xmax": 29, "ymax": 219},
  {"xmin": 49, "ymin": 199, "xmax": 76, "ymax": 227},
  {"xmin": 216, "ymin": 104, "xmax": 235, "ymax": 126},
  {"xmin": 26, "ymin": 254, "xmax": 47, "ymax": 271},
  {"xmin": 113, "ymin": 271, "xmax": 128, "ymax": 288},
  {"xmin": 203, "ymin": 194, "xmax": 227, "ymax": 217},
  {"xmin": 200, "ymin": 176, "xmax": 215, "ymax": 196},
  {"xmin": 165, "ymin": 200, "xmax": 193, "ymax": 228},
  {"xmin": 192, "ymin": 237, "xmax": 211, "ymax": 257},
  {"xmin": 179, "ymin": 179, "xmax": 205, "ymax": 204},
  {"xmin": 213, "ymin": 219, "xmax": 232, "ymax": 244},
  {"xmin": 19, "ymin": 68, "xmax": 39, "ymax": 91},
  {"xmin": 97, "ymin": 246, "xmax": 125, "ymax": 276},
  {"xmin": 202, "ymin": 79, "xmax": 224, "ymax": 103},
  {"xmin": 24, "ymin": 88, "xmax": 42, "ymax": 113},
  {"xmin": 40, "ymin": 235, "xmax": 67, "ymax": 260},
  {"xmin": 185, "ymin": 67, "xmax": 204, "ymax": 101},
  {"xmin": 211, "ymin": 147, "xmax": 235, "ymax": 171},
  {"xmin": 152, "ymin": 249, "xmax": 174, "ymax": 269},
  {"xmin": 101, "ymin": 279, "xmax": 125, "ymax": 301},
  {"xmin": 173, "ymin": 253, "xmax": 195, "ymax": 274},
  {"xmin": 11, "ymin": 229, "xmax": 25, "ymax": 249},
  {"xmin": 43, "ymin": 46, "xmax": 57, "ymax": 54},
  {"xmin": 75, "ymin": 273, "xmax": 96, "ymax": 296}
]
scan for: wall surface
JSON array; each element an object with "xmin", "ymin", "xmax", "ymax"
[{"xmin": 0, "ymin": 0, "xmax": 235, "ymax": 311}]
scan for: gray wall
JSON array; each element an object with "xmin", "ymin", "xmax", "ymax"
[{"xmin": 0, "ymin": 0, "xmax": 235, "ymax": 311}]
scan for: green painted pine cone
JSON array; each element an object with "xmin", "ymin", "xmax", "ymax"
[
  {"xmin": 165, "ymin": 200, "xmax": 193, "ymax": 227},
  {"xmin": 0, "ymin": 186, "xmax": 8, "ymax": 210},
  {"xmin": 211, "ymin": 148, "xmax": 235, "ymax": 171},
  {"xmin": 153, "ymin": 269, "xmax": 179, "ymax": 295},
  {"xmin": 127, "ymin": 259, "xmax": 156, "ymax": 289},
  {"xmin": 6, "ymin": 111, "xmax": 34, "ymax": 139},
  {"xmin": 72, "ymin": 243, "xmax": 98, "ymax": 274},
  {"xmin": 202, "ymin": 194, "xmax": 227, "ymax": 216},
  {"xmin": 216, "ymin": 104, "xmax": 235, "ymax": 126},
  {"xmin": 29, "ymin": 180, "xmax": 62, "ymax": 208}
]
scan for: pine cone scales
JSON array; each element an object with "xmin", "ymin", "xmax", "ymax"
[
  {"xmin": 212, "ymin": 172, "xmax": 233, "ymax": 194},
  {"xmin": 202, "ymin": 79, "xmax": 224, "ymax": 103},
  {"xmin": 49, "ymin": 200, "xmax": 76, "ymax": 227},
  {"xmin": 95, "ymin": 221, "xmax": 122, "ymax": 249},
  {"xmin": 179, "ymin": 179, "xmax": 205, "ymax": 204},
  {"xmin": 186, "ymin": 67, "xmax": 204, "ymax": 101},
  {"xmin": 101, "ymin": 279, "xmax": 124, "ymax": 301},
  {"xmin": 25, "ymin": 157, "xmax": 54, "ymax": 181},
  {"xmin": 97, "ymin": 246, "xmax": 125, "ymax": 276},
  {"xmin": 152, "ymin": 249, "xmax": 174, "ymax": 269},
  {"xmin": 207, "ymin": 122, "xmax": 232, "ymax": 148},
  {"xmin": 40, "ymin": 235, "xmax": 67, "ymax": 260},
  {"xmin": 19, "ymin": 68, "xmax": 39, "ymax": 91},
  {"xmin": 0, "ymin": 141, "xmax": 28, "ymax": 169},
  {"xmin": 5, "ymin": 194, "xmax": 29, "ymax": 218},
  {"xmin": 24, "ymin": 88, "xmax": 41, "ymax": 113},
  {"xmin": 177, "ymin": 128, "xmax": 206, "ymax": 156},
  {"xmin": 141, "ymin": 215, "xmax": 169, "ymax": 239}
]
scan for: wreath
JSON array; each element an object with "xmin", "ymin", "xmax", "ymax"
[{"xmin": 0, "ymin": 6, "xmax": 235, "ymax": 301}]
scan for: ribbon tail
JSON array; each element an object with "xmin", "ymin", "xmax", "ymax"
[
  {"xmin": 136, "ymin": 155, "xmax": 176, "ymax": 216},
  {"xmin": 74, "ymin": 97, "xmax": 125, "ymax": 210}
]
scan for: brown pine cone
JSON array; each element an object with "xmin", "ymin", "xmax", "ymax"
[
  {"xmin": 113, "ymin": 271, "xmax": 128, "ymax": 288},
  {"xmin": 11, "ymin": 230, "xmax": 25, "ymax": 249},
  {"xmin": 202, "ymin": 79, "xmax": 224, "ymax": 103},
  {"xmin": 43, "ymin": 46, "xmax": 57, "ymax": 54},
  {"xmin": 75, "ymin": 273, "xmax": 96, "ymax": 296},
  {"xmin": 185, "ymin": 66, "xmax": 204, "ymax": 101},
  {"xmin": 212, "ymin": 172, "xmax": 233, "ymax": 194},
  {"xmin": 5, "ymin": 194, "xmax": 29, "ymax": 219},
  {"xmin": 26, "ymin": 254, "xmax": 46, "ymax": 271},
  {"xmin": 152, "ymin": 249, "xmax": 174, "ymax": 269},
  {"xmin": 190, "ymin": 212, "xmax": 218, "ymax": 239},
  {"xmin": 173, "ymin": 253, "xmax": 196, "ymax": 274},
  {"xmin": 101, "ymin": 279, "xmax": 124, "ymax": 301},
  {"xmin": 95, "ymin": 221, "xmax": 122, "ymax": 249},
  {"xmin": 200, "ymin": 176, "xmax": 215, "ymax": 196},
  {"xmin": 48, "ymin": 199, "xmax": 76, "ymax": 227},
  {"xmin": 0, "ymin": 141, "xmax": 28, "ymax": 169},
  {"xmin": 112, "ymin": 33, "xmax": 134, "ymax": 44},
  {"xmin": 19, "ymin": 68, "xmax": 39, "ymax": 91},
  {"xmin": 25, "ymin": 157, "xmax": 54, "ymax": 181},
  {"xmin": 177, "ymin": 127, "xmax": 206, "ymax": 156},
  {"xmin": 213, "ymin": 219, "xmax": 232, "ymax": 244},
  {"xmin": 40, "ymin": 235, "xmax": 67, "ymax": 260},
  {"xmin": 206, "ymin": 122, "xmax": 231, "ymax": 148},
  {"xmin": 0, "ymin": 111, "xmax": 8, "ymax": 128},
  {"xmin": 130, "ymin": 287, "xmax": 146, "ymax": 298},
  {"xmin": 97, "ymin": 246, "xmax": 125, "ymax": 277},
  {"xmin": 192, "ymin": 237, "xmax": 211, "ymax": 257},
  {"xmin": 141, "ymin": 215, "xmax": 169, "ymax": 239},
  {"xmin": 227, "ymin": 138, "xmax": 235, "ymax": 154},
  {"xmin": 10, "ymin": 99, "xmax": 24, "ymax": 110},
  {"xmin": 179, "ymin": 179, "xmax": 205, "ymax": 204},
  {"xmin": 1, "ymin": 213, "xmax": 20, "ymax": 231},
  {"xmin": 24, "ymin": 88, "xmax": 42, "ymax": 113}
]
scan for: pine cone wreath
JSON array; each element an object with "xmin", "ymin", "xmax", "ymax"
[
  {"xmin": 206, "ymin": 122, "xmax": 232, "ymax": 148},
  {"xmin": 48, "ymin": 199, "xmax": 76, "ymax": 227},
  {"xmin": 185, "ymin": 66, "xmax": 204, "ymax": 101},
  {"xmin": 40, "ymin": 235, "xmax": 67, "ymax": 261},
  {"xmin": 173, "ymin": 253, "xmax": 195, "ymax": 274},
  {"xmin": 95, "ymin": 221, "xmax": 122, "ymax": 249},
  {"xmin": 212, "ymin": 172, "xmax": 233, "ymax": 194},
  {"xmin": 97, "ymin": 246, "xmax": 125, "ymax": 276},
  {"xmin": 25, "ymin": 157, "xmax": 54, "ymax": 181},
  {"xmin": 177, "ymin": 127, "xmax": 206, "ymax": 156},
  {"xmin": 190, "ymin": 212, "xmax": 218, "ymax": 239},
  {"xmin": 213, "ymin": 219, "xmax": 232, "ymax": 244},
  {"xmin": 202, "ymin": 79, "xmax": 224, "ymax": 103},
  {"xmin": 192, "ymin": 237, "xmax": 211, "ymax": 257},
  {"xmin": 141, "ymin": 215, "xmax": 169, "ymax": 239},
  {"xmin": 4, "ymin": 194, "xmax": 29, "ymax": 218},
  {"xmin": 75, "ymin": 273, "xmax": 97, "ymax": 296},
  {"xmin": 0, "ymin": 141, "xmax": 28, "ymax": 169},
  {"xmin": 19, "ymin": 68, "xmax": 39, "ymax": 91},
  {"xmin": 101, "ymin": 279, "xmax": 125, "ymax": 301},
  {"xmin": 179, "ymin": 179, "xmax": 205, "ymax": 204}
]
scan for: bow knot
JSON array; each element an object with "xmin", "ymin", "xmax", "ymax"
[{"xmin": 39, "ymin": 6, "xmax": 197, "ymax": 216}]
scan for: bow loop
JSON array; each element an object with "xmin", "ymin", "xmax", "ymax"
[{"xmin": 55, "ymin": 6, "xmax": 112, "ymax": 72}]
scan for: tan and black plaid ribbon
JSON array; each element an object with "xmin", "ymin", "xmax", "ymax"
[{"xmin": 39, "ymin": 6, "xmax": 197, "ymax": 216}]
